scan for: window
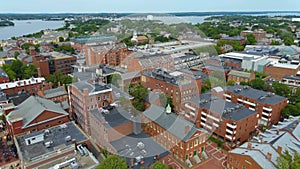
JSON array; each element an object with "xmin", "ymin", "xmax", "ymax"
[
  {"xmin": 242, "ymin": 166, "xmax": 246, "ymax": 169},
  {"xmin": 98, "ymin": 97, "xmax": 101, "ymax": 101}
]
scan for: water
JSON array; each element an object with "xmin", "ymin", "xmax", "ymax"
[
  {"xmin": 0, "ymin": 20, "xmax": 65, "ymax": 40},
  {"xmin": 154, "ymin": 16, "xmax": 209, "ymax": 25}
]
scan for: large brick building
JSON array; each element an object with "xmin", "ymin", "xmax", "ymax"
[
  {"xmin": 264, "ymin": 62, "xmax": 300, "ymax": 80},
  {"xmin": 6, "ymin": 96, "xmax": 69, "ymax": 136},
  {"xmin": 0, "ymin": 77, "xmax": 52, "ymax": 95},
  {"xmin": 142, "ymin": 105, "xmax": 208, "ymax": 166},
  {"xmin": 33, "ymin": 51, "xmax": 77, "ymax": 77},
  {"xmin": 224, "ymin": 85, "xmax": 288, "ymax": 127},
  {"xmin": 184, "ymin": 92, "xmax": 257, "ymax": 147},
  {"xmin": 240, "ymin": 29, "xmax": 267, "ymax": 41},
  {"xmin": 227, "ymin": 70, "xmax": 255, "ymax": 83},
  {"xmin": 84, "ymin": 43, "xmax": 132, "ymax": 66},
  {"xmin": 141, "ymin": 68, "xmax": 202, "ymax": 113},
  {"xmin": 69, "ymin": 80, "xmax": 113, "ymax": 135},
  {"xmin": 89, "ymin": 107, "xmax": 141, "ymax": 152}
]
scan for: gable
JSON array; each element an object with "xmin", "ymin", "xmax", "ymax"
[{"xmin": 26, "ymin": 110, "xmax": 68, "ymax": 127}]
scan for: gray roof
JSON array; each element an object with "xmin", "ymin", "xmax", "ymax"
[
  {"xmin": 43, "ymin": 87, "xmax": 67, "ymax": 99},
  {"xmin": 230, "ymin": 142, "xmax": 278, "ymax": 169},
  {"xmin": 120, "ymin": 71, "xmax": 141, "ymax": 80},
  {"xmin": 16, "ymin": 121, "xmax": 88, "ymax": 161},
  {"xmin": 90, "ymin": 107, "xmax": 134, "ymax": 128},
  {"xmin": 191, "ymin": 93, "xmax": 256, "ymax": 121},
  {"xmin": 228, "ymin": 70, "xmax": 252, "ymax": 78},
  {"xmin": 71, "ymin": 72, "xmax": 93, "ymax": 81},
  {"xmin": 283, "ymin": 75, "xmax": 300, "ymax": 81},
  {"xmin": 0, "ymin": 67, "xmax": 8, "ymax": 78},
  {"xmin": 109, "ymin": 84, "xmax": 133, "ymax": 101},
  {"xmin": 144, "ymin": 91, "xmax": 160, "ymax": 104},
  {"xmin": 227, "ymin": 85, "xmax": 287, "ymax": 105},
  {"xmin": 8, "ymin": 96, "xmax": 68, "ymax": 128},
  {"xmin": 72, "ymin": 80, "xmax": 111, "ymax": 93},
  {"xmin": 143, "ymin": 105, "xmax": 201, "ymax": 142}
]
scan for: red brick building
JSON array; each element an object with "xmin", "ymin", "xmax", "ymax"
[
  {"xmin": 6, "ymin": 96, "xmax": 69, "ymax": 136},
  {"xmin": 32, "ymin": 51, "xmax": 77, "ymax": 77},
  {"xmin": 84, "ymin": 43, "xmax": 132, "ymax": 66},
  {"xmin": 184, "ymin": 91, "xmax": 258, "ymax": 147},
  {"xmin": 264, "ymin": 63, "xmax": 300, "ymax": 80},
  {"xmin": 0, "ymin": 77, "xmax": 52, "ymax": 95},
  {"xmin": 142, "ymin": 105, "xmax": 208, "ymax": 166},
  {"xmin": 224, "ymin": 85, "xmax": 288, "ymax": 127},
  {"xmin": 241, "ymin": 29, "xmax": 267, "ymax": 41},
  {"xmin": 37, "ymin": 85, "xmax": 68, "ymax": 103},
  {"xmin": 69, "ymin": 80, "xmax": 113, "ymax": 135},
  {"xmin": 227, "ymin": 70, "xmax": 255, "ymax": 83},
  {"xmin": 141, "ymin": 68, "xmax": 202, "ymax": 113}
]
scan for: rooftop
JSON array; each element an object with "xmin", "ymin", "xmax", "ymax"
[
  {"xmin": 0, "ymin": 77, "xmax": 45, "ymax": 90},
  {"xmin": 72, "ymin": 80, "xmax": 112, "ymax": 95},
  {"xmin": 191, "ymin": 92, "xmax": 256, "ymax": 121},
  {"xmin": 7, "ymin": 96, "xmax": 68, "ymax": 128},
  {"xmin": 43, "ymin": 86, "xmax": 67, "ymax": 99},
  {"xmin": 0, "ymin": 67, "xmax": 8, "ymax": 78},
  {"xmin": 228, "ymin": 70, "xmax": 252, "ymax": 78},
  {"xmin": 143, "ymin": 105, "xmax": 203, "ymax": 142},
  {"xmin": 226, "ymin": 85, "xmax": 287, "ymax": 105},
  {"xmin": 16, "ymin": 121, "xmax": 89, "ymax": 162},
  {"xmin": 41, "ymin": 51, "xmax": 75, "ymax": 60}
]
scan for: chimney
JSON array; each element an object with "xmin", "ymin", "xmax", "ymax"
[
  {"xmin": 276, "ymin": 130, "xmax": 279, "ymax": 135},
  {"xmin": 277, "ymin": 146, "xmax": 282, "ymax": 154},
  {"xmin": 259, "ymin": 136, "xmax": 263, "ymax": 143},
  {"xmin": 184, "ymin": 125, "xmax": 190, "ymax": 134},
  {"xmin": 83, "ymin": 88, "xmax": 89, "ymax": 96},
  {"xmin": 266, "ymin": 152, "xmax": 272, "ymax": 161},
  {"xmin": 247, "ymin": 142, "xmax": 252, "ymax": 150}
]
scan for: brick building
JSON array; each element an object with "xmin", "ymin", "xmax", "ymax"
[
  {"xmin": 33, "ymin": 51, "xmax": 77, "ymax": 77},
  {"xmin": 142, "ymin": 105, "xmax": 208, "ymax": 166},
  {"xmin": 15, "ymin": 121, "xmax": 98, "ymax": 169},
  {"xmin": 6, "ymin": 96, "xmax": 69, "ymax": 136},
  {"xmin": 69, "ymin": 80, "xmax": 113, "ymax": 135},
  {"xmin": 224, "ymin": 85, "xmax": 288, "ymax": 127},
  {"xmin": 37, "ymin": 85, "xmax": 68, "ymax": 103},
  {"xmin": 219, "ymin": 36, "xmax": 246, "ymax": 45},
  {"xmin": 89, "ymin": 107, "xmax": 141, "ymax": 152},
  {"xmin": 264, "ymin": 62, "xmax": 300, "ymax": 80},
  {"xmin": 84, "ymin": 43, "xmax": 132, "ymax": 66},
  {"xmin": 227, "ymin": 70, "xmax": 255, "ymax": 83},
  {"xmin": 121, "ymin": 52, "xmax": 175, "ymax": 72},
  {"xmin": 185, "ymin": 91, "xmax": 257, "ymax": 147},
  {"xmin": 240, "ymin": 29, "xmax": 267, "ymax": 41},
  {"xmin": 141, "ymin": 68, "xmax": 202, "ymax": 113},
  {"xmin": 0, "ymin": 77, "xmax": 52, "ymax": 95}
]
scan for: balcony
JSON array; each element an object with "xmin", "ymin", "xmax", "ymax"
[
  {"xmin": 261, "ymin": 116, "xmax": 269, "ymax": 122},
  {"xmin": 263, "ymin": 107, "xmax": 272, "ymax": 112},
  {"xmin": 225, "ymin": 134, "xmax": 235, "ymax": 141},
  {"xmin": 185, "ymin": 103, "xmax": 196, "ymax": 111},
  {"xmin": 226, "ymin": 123, "xmax": 237, "ymax": 129},
  {"xmin": 226, "ymin": 129, "xmax": 234, "ymax": 134},
  {"xmin": 201, "ymin": 122, "xmax": 212, "ymax": 130},
  {"xmin": 201, "ymin": 117, "xmax": 207, "ymax": 121},
  {"xmin": 223, "ymin": 94, "xmax": 232, "ymax": 98},
  {"xmin": 207, "ymin": 114, "xmax": 220, "ymax": 122},
  {"xmin": 213, "ymin": 123, "xmax": 219, "ymax": 128},
  {"xmin": 262, "ymin": 111, "xmax": 271, "ymax": 117},
  {"xmin": 249, "ymin": 107, "xmax": 255, "ymax": 111},
  {"xmin": 244, "ymin": 100, "xmax": 256, "ymax": 107},
  {"xmin": 201, "ymin": 111, "xmax": 207, "ymax": 116}
]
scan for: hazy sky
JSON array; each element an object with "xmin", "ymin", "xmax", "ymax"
[{"xmin": 0, "ymin": 0, "xmax": 300, "ymax": 13}]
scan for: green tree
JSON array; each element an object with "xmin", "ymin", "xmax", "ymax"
[
  {"xmin": 108, "ymin": 74, "xmax": 121, "ymax": 88},
  {"xmin": 58, "ymin": 36, "xmax": 64, "ymax": 42},
  {"xmin": 159, "ymin": 94, "xmax": 174, "ymax": 111},
  {"xmin": 245, "ymin": 34, "xmax": 257, "ymax": 45},
  {"xmin": 276, "ymin": 150, "xmax": 300, "ymax": 169},
  {"xmin": 248, "ymin": 78, "xmax": 268, "ymax": 91},
  {"xmin": 271, "ymin": 40, "xmax": 280, "ymax": 45},
  {"xmin": 151, "ymin": 161, "xmax": 168, "ymax": 169},
  {"xmin": 227, "ymin": 80, "xmax": 236, "ymax": 86},
  {"xmin": 14, "ymin": 51, "xmax": 20, "ymax": 58},
  {"xmin": 46, "ymin": 71, "xmax": 73, "ymax": 88},
  {"xmin": 129, "ymin": 83, "xmax": 148, "ymax": 111},
  {"xmin": 0, "ymin": 45, "xmax": 3, "ymax": 52},
  {"xmin": 97, "ymin": 155, "xmax": 127, "ymax": 169},
  {"xmin": 272, "ymin": 82, "xmax": 291, "ymax": 98}
]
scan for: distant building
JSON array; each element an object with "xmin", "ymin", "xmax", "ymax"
[
  {"xmin": 281, "ymin": 75, "xmax": 300, "ymax": 88},
  {"xmin": 219, "ymin": 36, "xmax": 246, "ymax": 45},
  {"xmin": 227, "ymin": 70, "xmax": 255, "ymax": 83},
  {"xmin": 33, "ymin": 51, "xmax": 77, "ymax": 77},
  {"xmin": 0, "ymin": 67, "xmax": 9, "ymax": 83},
  {"xmin": 6, "ymin": 96, "xmax": 69, "ymax": 136},
  {"xmin": 69, "ymin": 80, "xmax": 113, "ymax": 135},
  {"xmin": 241, "ymin": 29, "xmax": 267, "ymax": 41},
  {"xmin": 225, "ymin": 85, "xmax": 288, "ymax": 127},
  {"xmin": 264, "ymin": 62, "xmax": 300, "ymax": 80}
]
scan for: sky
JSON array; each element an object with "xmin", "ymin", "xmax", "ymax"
[{"xmin": 0, "ymin": 0, "xmax": 300, "ymax": 13}]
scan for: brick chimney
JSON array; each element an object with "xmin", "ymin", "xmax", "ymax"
[
  {"xmin": 259, "ymin": 136, "xmax": 263, "ymax": 143},
  {"xmin": 276, "ymin": 130, "xmax": 279, "ymax": 135},
  {"xmin": 277, "ymin": 146, "xmax": 282, "ymax": 154},
  {"xmin": 247, "ymin": 142, "xmax": 252, "ymax": 150},
  {"xmin": 83, "ymin": 88, "xmax": 89, "ymax": 96},
  {"xmin": 184, "ymin": 125, "xmax": 190, "ymax": 134},
  {"xmin": 266, "ymin": 152, "xmax": 272, "ymax": 161}
]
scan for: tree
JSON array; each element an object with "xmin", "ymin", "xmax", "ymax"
[
  {"xmin": 46, "ymin": 71, "xmax": 73, "ymax": 88},
  {"xmin": 58, "ymin": 36, "xmax": 64, "ymax": 42},
  {"xmin": 159, "ymin": 94, "xmax": 174, "ymax": 111},
  {"xmin": 128, "ymin": 83, "xmax": 148, "ymax": 112},
  {"xmin": 227, "ymin": 80, "xmax": 236, "ymax": 86},
  {"xmin": 245, "ymin": 34, "xmax": 257, "ymax": 45},
  {"xmin": 0, "ymin": 45, "xmax": 3, "ymax": 52},
  {"xmin": 97, "ymin": 155, "xmax": 127, "ymax": 169},
  {"xmin": 14, "ymin": 51, "xmax": 20, "ymax": 58},
  {"xmin": 276, "ymin": 150, "xmax": 300, "ymax": 169},
  {"xmin": 248, "ymin": 78, "xmax": 268, "ymax": 91},
  {"xmin": 1, "ymin": 60, "xmax": 37, "ymax": 80},
  {"xmin": 151, "ymin": 161, "xmax": 168, "ymax": 169},
  {"xmin": 271, "ymin": 40, "xmax": 280, "ymax": 45},
  {"xmin": 108, "ymin": 74, "xmax": 121, "ymax": 88},
  {"xmin": 272, "ymin": 82, "xmax": 291, "ymax": 98}
]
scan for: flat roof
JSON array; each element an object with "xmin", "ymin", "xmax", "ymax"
[
  {"xmin": 16, "ymin": 121, "xmax": 89, "ymax": 162},
  {"xmin": 0, "ymin": 77, "xmax": 45, "ymax": 90}
]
